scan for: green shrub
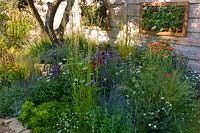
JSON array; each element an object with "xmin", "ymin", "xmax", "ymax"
[
  {"xmin": 60, "ymin": 53, "xmax": 97, "ymax": 114},
  {"xmin": 28, "ymin": 75, "xmax": 71, "ymax": 104},
  {"xmin": 19, "ymin": 101, "xmax": 69, "ymax": 133}
]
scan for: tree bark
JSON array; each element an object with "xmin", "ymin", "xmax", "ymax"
[
  {"xmin": 55, "ymin": 0, "xmax": 73, "ymax": 42},
  {"xmin": 27, "ymin": 0, "xmax": 44, "ymax": 30},
  {"xmin": 27, "ymin": 0, "xmax": 74, "ymax": 47}
]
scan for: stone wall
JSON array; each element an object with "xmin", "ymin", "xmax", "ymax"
[{"xmin": 34, "ymin": 0, "xmax": 200, "ymax": 71}]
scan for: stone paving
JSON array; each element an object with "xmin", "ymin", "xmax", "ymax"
[{"xmin": 0, "ymin": 118, "xmax": 31, "ymax": 133}]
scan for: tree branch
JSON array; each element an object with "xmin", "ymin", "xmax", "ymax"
[
  {"xmin": 56, "ymin": 0, "xmax": 74, "ymax": 36},
  {"xmin": 45, "ymin": 0, "xmax": 63, "ymax": 30},
  {"xmin": 44, "ymin": 0, "xmax": 65, "ymax": 46},
  {"xmin": 27, "ymin": 0, "xmax": 44, "ymax": 30}
]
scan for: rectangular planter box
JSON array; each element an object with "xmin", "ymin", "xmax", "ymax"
[{"xmin": 139, "ymin": 2, "xmax": 189, "ymax": 37}]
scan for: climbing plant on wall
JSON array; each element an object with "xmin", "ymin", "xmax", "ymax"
[{"xmin": 80, "ymin": 0, "xmax": 110, "ymax": 30}]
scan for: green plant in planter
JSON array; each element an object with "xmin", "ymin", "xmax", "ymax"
[
  {"xmin": 80, "ymin": 2, "xmax": 109, "ymax": 28},
  {"xmin": 141, "ymin": 5, "xmax": 185, "ymax": 33}
]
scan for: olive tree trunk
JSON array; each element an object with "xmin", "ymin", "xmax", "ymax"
[{"xmin": 27, "ymin": 0, "xmax": 74, "ymax": 46}]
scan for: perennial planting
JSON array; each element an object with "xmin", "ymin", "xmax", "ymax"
[
  {"xmin": 1, "ymin": 1, "xmax": 200, "ymax": 132},
  {"xmin": 1, "ymin": 36, "xmax": 200, "ymax": 132}
]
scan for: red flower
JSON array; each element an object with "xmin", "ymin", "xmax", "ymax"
[
  {"xmin": 90, "ymin": 62, "xmax": 96, "ymax": 69},
  {"xmin": 148, "ymin": 42, "xmax": 164, "ymax": 47},
  {"xmin": 165, "ymin": 73, "xmax": 171, "ymax": 78},
  {"xmin": 148, "ymin": 43, "xmax": 156, "ymax": 47},
  {"xmin": 153, "ymin": 49, "xmax": 159, "ymax": 54},
  {"xmin": 98, "ymin": 58, "xmax": 103, "ymax": 64},
  {"xmin": 155, "ymin": 42, "xmax": 163, "ymax": 47},
  {"xmin": 166, "ymin": 46, "xmax": 174, "ymax": 51}
]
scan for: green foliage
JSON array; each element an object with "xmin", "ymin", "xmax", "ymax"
[
  {"xmin": 28, "ymin": 75, "xmax": 71, "ymax": 104},
  {"xmin": 0, "ymin": 34, "xmax": 198, "ymax": 133},
  {"xmin": 23, "ymin": 35, "xmax": 97, "ymax": 109},
  {"xmin": 60, "ymin": 47, "xmax": 97, "ymax": 114},
  {"xmin": 24, "ymin": 38, "xmax": 52, "ymax": 59},
  {"xmin": 6, "ymin": 11, "xmax": 30, "ymax": 45},
  {"xmin": 182, "ymin": 101, "xmax": 200, "ymax": 133},
  {"xmin": 80, "ymin": 3, "xmax": 109, "ymax": 28},
  {"xmin": 124, "ymin": 42, "xmax": 195, "ymax": 132},
  {"xmin": 0, "ymin": 1, "xmax": 32, "ymax": 48},
  {"xmin": 0, "ymin": 13, "xmax": 9, "ymax": 33},
  {"xmin": 22, "ymin": 35, "xmax": 94, "ymax": 64},
  {"xmin": 94, "ymin": 41, "xmax": 197, "ymax": 132},
  {"xmin": 19, "ymin": 101, "xmax": 69, "ymax": 133},
  {"xmin": 141, "ymin": 5, "xmax": 185, "ymax": 32},
  {"xmin": 0, "ymin": 2, "xmax": 9, "ymax": 33},
  {"xmin": 0, "ymin": 84, "xmax": 28, "ymax": 117},
  {"xmin": 0, "ymin": 1, "xmax": 33, "ymax": 89},
  {"xmin": 130, "ymin": 70, "xmax": 194, "ymax": 132},
  {"xmin": 55, "ymin": 107, "xmax": 132, "ymax": 133},
  {"xmin": 0, "ymin": 52, "xmax": 31, "ymax": 89}
]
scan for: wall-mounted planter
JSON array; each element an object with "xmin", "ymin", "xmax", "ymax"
[
  {"xmin": 80, "ymin": 3, "xmax": 110, "ymax": 30},
  {"xmin": 139, "ymin": 2, "xmax": 189, "ymax": 37}
]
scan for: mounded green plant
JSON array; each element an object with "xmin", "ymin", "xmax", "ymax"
[
  {"xmin": 28, "ymin": 75, "xmax": 71, "ymax": 104},
  {"xmin": 19, "ymin": 101, "xmax": 69, "ymax": 133}
]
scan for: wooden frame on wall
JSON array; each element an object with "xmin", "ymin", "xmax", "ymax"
[{"xmin": 139, "ymin": 2, "xmax": 189, "ymax": 37}]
